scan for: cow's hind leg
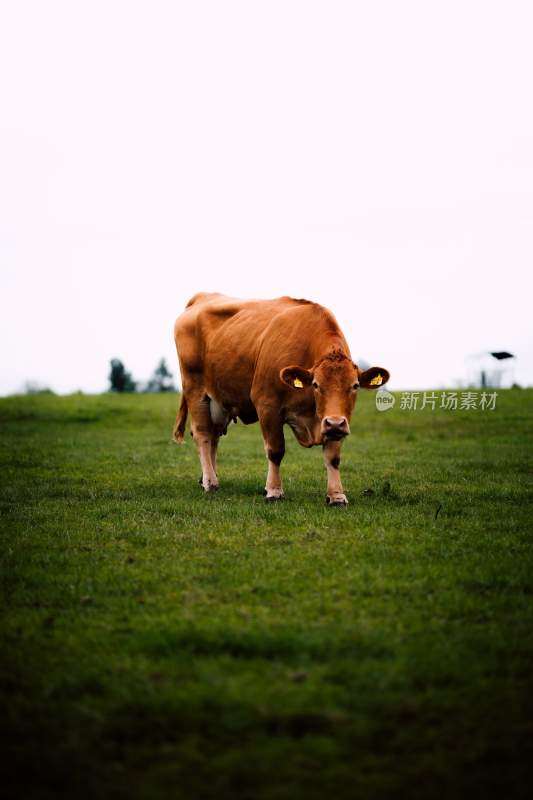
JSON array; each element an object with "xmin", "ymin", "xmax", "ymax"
[
  {"xmin": 188, "ymin": 392, "xmax": 219, "ymax": 492},
  {"xmin": 323, "ymin": 440, "xmax": 348, "ymax": 506},
  {"xmin": 210, "ymin": 437, "xmax": 219, "ymax": 476},
  {"xmin": 258, "ymin": 408, "xmax": 285, "ymax": 501}
]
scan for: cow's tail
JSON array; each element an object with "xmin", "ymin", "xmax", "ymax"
[{"xmin": 173, "ymin": 395, "xmax": 188, "ymax": 443}]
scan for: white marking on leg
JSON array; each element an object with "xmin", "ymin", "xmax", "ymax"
[
  {"xmin": 265, "ymin": 459, "xmax": 284, "ymax": 499},
  {"xmin": 197, "ymin": 438, "xmax": 218, "ymax": 491},
  {"xmin": 323, "ymin": 440, "xmax": 348, "ymax": 505}
]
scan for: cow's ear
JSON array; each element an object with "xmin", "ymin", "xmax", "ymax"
[
  {"xmin": 359, "ymin": 367, "xmax": 390, "ymax": 389},
  {"xmin": 280, "ymin": 366, "xmax": 313, "ymax": 389}
]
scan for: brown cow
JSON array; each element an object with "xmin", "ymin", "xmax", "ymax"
[{"xmin": 173, "ymin": 293, "xmax": 389, "ymax": 506}]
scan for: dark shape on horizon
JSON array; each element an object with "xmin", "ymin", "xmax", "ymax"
[
  {"xmin": 467, "ymin": 350, "xmax": 516, "ymax": 388},
  {"xmin": 145, "ymin": 358, "xmax": 176, "ymax": 393},
  {"xmin": 109, "ymin": 359, "xmax": 137, "ymax": 393}
]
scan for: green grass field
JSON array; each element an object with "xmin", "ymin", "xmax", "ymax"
[{"xmin": 1, "ymin": 389, "xmax": 532, "ymax": 799}]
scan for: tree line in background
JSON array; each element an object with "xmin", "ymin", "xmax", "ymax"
[
  {"xmin": 20, "ymin": 358, "xmax": 178, "ymax": 395},
  {"xmin": 109, "ymin": 358, "xmax": 177, "ymax": 393}
]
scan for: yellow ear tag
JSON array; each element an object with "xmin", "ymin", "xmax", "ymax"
[
  {"xmin": 369, "ymin": 373, "xmax": 382, "ymax": 386},
  {"xmin": 293, "ymin": 378, "xmax": 304, "ymax": 389}
]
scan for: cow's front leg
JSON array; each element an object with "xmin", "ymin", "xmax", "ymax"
[
  {"xmin": 323, "ymin": 440, "xmax": 348, "ymax": 506},
  {"xmin": 259, "ymin": 408, "xmax": 285, "ymax": 501}
]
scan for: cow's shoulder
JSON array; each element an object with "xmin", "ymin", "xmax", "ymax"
[
  {"xmin": 266, "ymin": 297, "xmax": 342, "ymax": 338},
  {"xmin": 279, "ymin": 295, "xmax": 314, "ymax": 307}
]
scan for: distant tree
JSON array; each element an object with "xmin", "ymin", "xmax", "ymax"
[
  {"xmin": 145, "ymin": 358, "xmax": 176, "ymax": 393},
  {"xmin": 109, "ymin": 359, "xmax": 137, "ymax": 393},
  {"xmin": 23, "ymin": 381, "xmax": 55, "ymax": 395}
]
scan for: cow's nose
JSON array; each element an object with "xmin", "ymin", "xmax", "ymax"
[{"xmin": 322, "ymin": 416, "xmax": 349, "ymax": 437}]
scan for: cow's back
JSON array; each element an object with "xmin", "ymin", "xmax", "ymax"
[
  {"xmin": 175, "ymin": 293, "xmax": 347, "ymax": 423},
  {"xmin": 175, "ymin": 294, "xmax": 289, "ymax": 419},
  {"xmin": 175, "ymin": 294, "xmax": 294, "ymax": 368}
]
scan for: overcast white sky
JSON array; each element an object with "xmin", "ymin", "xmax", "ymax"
[{"xmin": 1, "ymin": 1, "xmax": 532, "ymax": 394}]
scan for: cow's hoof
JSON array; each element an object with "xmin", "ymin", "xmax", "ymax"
[
  {"xmin": 326, "ymin": 495, "xmax": 348, "ymax": 507},
  {"xmin": 200, "ymin": 475, "xmax": 218, "ymax": 489},
  {"xmin": 202, "ymin": 482, "xmax": 219, "ymax": 493},
  {"xmin": 264, "ymin": 493, "xmax": 284, "ymax": 502}
]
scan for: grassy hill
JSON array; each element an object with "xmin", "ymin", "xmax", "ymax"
[{"xmin": 1, "ymin": 389, "xmax": 532, "ymax": 799}]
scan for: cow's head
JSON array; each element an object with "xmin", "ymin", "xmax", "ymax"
[{"xmin": 280, "ymin": 351, "xmax": 390, "ymax": 442}]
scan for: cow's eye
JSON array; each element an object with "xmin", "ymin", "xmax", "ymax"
[{"xmin": 312, "ymin": 381, "xmax": 319, "ymax": 389}]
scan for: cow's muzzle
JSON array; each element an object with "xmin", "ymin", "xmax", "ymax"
[{"xmin": 321, "ymin": 416, "xmax": 350, "ymax": 440}]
